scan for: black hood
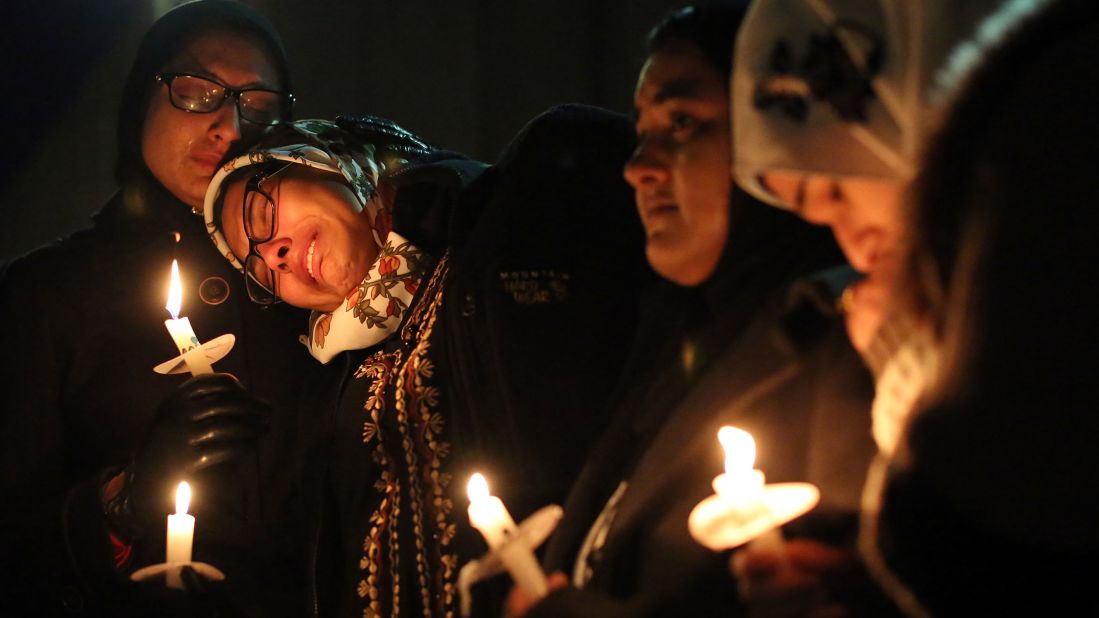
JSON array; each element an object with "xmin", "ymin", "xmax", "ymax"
[{"xmin": 114, "ymin": 0, "xmax": 293, "ymax": 187}]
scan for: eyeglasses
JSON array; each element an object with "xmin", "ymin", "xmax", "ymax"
[
  {"xmin": 240, "ymin": 163, "xmax": 293, "ymax": 304},
  {"xmin": 156, "ymin": 72, "xmax": 294, "ymax": 126}
]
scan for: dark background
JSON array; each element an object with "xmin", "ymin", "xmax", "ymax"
[{"xmin": 1, "ymin": 0, "xmax": 682, "ymax": 263}]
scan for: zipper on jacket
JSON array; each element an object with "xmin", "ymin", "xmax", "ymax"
[{"xmin": 309, "ymin": 352, "xmax": 354, "ymax": 618}]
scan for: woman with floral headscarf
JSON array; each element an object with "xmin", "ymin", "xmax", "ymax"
[{"xmin": 204, "ymin": 106, "xmax": 649, "ymax": 618}]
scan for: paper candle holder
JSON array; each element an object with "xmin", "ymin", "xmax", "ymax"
[
  {"xmin": 688, "ymin": 482, "xmax": 819, "ymax": 550},
  {"xmin": 153, "ymin": 334, "xmax": 236, "ymax": 375},
  {"xmin": 130, "ymin": 561, "xmax": 227, "ymax": 589},
  {"xmin": 688, "ymin": 426, "xmax": 821, "ymax": 551}
]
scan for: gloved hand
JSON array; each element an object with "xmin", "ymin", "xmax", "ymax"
[{"xmin": 104, "ymin": 373, "xmax": 271, "ymax": 540}]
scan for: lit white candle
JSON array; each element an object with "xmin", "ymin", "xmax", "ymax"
[
  {"xmin": 689, "ymin": 427, "xmax": 820, "ymax": 551},
  {"xmin": 467, "ymin": 473, "xmax": 516, "ymax": 545},
  {"xmin": 714, "ymin": 427, "xmax": 766, "ymax": 511},
  {"xmin": 713, "ymin": 427, "xmax": 784, "ymax": 552},
  {"xmin": 466, "ymin": 473, "xmax": 548, "ymax": 599},
  {"xmin": 164, "ymin": 260, "xmax": 213, "ymax": 375},
  {"xmin": 166, "ymin": 481, "xmax": 195, "ymax": 589}
]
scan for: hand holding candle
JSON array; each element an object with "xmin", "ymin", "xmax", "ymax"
[
  {"xmin": 124, "ymin": 376, "xmax": 266, "ymax": 588},
  {"xmin": 467, "ymin": 473, "xmax": 549, "ymax": 600},
  {"xmin": 688, "ymin": 426, "xmax": 819, "ymax": 551}
]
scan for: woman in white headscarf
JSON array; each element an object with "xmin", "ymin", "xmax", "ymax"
[
  {"xmin": 732, "ymin": 0, "xmax": 1005, "ymax": 496},
  {"xmin": 732, "ymin": 0, "xmax": 1099, "ymax": 615}
]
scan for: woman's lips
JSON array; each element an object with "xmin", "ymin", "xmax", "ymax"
[
  {"xmin": 642, "ymin": 200, "xmax": 679, "ymax": 226},
  {"xmin": 190, "ymin": 152, "xmax": 223, "ymax": 173},
  {"xmin": 647, "ymin": 203, "xmax": 678, "ymax": 216}
]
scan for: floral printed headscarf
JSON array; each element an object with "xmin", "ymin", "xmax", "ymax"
[{"xmin": 204, "ymin": 119, "xmax": 429, "ymax": 363}]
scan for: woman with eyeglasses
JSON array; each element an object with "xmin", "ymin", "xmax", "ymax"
[
  {"xmin": 0, "ymin": 2, "xmax": 330, "ymax": 615},
  {"xmin": 199, "ymin": 104, "xmax": 650, "ymax": 618}
]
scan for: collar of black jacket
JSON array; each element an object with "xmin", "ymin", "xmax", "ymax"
[
  {"xmin": 388, "ymin": 153, "xmax": 490, "ymax": 257},
  {"xmin": 779, "ymin": 264, "xmax": 862, "ymax": 354},
  {"xmin": 683, "ymin": 190, "xmax": 840, "ymax": 346},
  {"xmin": 94, "ymin": 171, "xmax": 207, "ymax": 243}
]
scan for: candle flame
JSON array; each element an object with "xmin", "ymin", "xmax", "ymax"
[
  {"xmin": 718, "ymin": 426, "xmax": 756, "ymax": 474},
  {"xmin": 175, "ymin": 481, "xmax": 191, "ymax": 515},
  {"xmin": 166, "ymin": 260, "xmax": 183, "ymax": 319},
  {"xmin": 467, "ymin": 473, "xmax": 489, "ymax": 502}
]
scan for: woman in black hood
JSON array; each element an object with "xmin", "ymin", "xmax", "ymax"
[
  {"xmin": 0, "ymin": 2, "xmax": 327, "ymax": 616},
  {"xmin": 517, "ymin": 5, "xmax": 878, "ymax": 617},
  {"xmin": 115, "ymin": 0, "xmax": 293, "ymax": 194}
]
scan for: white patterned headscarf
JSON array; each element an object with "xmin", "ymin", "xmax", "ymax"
[
  {"xmin": 732, "ymin": 0, "xmax": 1012, "ymax": 206},
  {"xmin": 204, "ymin": 119, "xmax": 429, "ymax": 364}
]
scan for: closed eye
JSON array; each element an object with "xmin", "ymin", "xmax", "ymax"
[
  {"xmin": 829, "ymin": 179, "xmax": 845, "ymax": 202},
  {"xmin": 669, "ymin": 111, "xmax": 697, "ymax": 133}
]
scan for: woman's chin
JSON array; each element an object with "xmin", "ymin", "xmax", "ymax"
[{"xmin": 844, "ymin": 278, "xmax": 889, "ymax": 353}]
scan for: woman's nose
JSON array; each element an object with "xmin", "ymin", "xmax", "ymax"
[
  {"xmin": 798, "ymin": 177, "xmax": 841, "ymax": 225},
  {"xmin": 208, "ymin": 99, "xmax": 243, "ymax": 144},
  {"xmin": 623, "ymin": 138, "xmax": 672, "ymax": 189},
  {"xmin": 257, "ymin": 237, "xmax": 293, "ymax": 272}
]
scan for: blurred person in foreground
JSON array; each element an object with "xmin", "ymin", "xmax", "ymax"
[{"xmin": 733, "ymin": 0, "xmax": 1099, "ymax": 614}]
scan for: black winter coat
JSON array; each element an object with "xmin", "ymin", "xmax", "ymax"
[
  {"xmin": 528, "ymin": 201, "xmax": 889, "ymax": 617},
  {"xmin": 0, "ymin": 178, "xmax": 339, "ymax": 616}
]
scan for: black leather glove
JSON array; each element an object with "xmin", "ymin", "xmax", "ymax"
[{"xmin": 104, "ymin": 374, "xmax": 271, "ymax": 540}]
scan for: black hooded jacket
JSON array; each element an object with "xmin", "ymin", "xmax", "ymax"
[
  {"xmin": 0, "ymin": 3, "xmax": 332, "ymax": 616},
  {"xmin": 527, "ymin": 192, "xmax": 884, "ymax": 617}
]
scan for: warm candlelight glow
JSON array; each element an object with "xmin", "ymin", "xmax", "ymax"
[
  {"xmin": 467, "ymin": 473, "xmax": 489, "ymax": 502},
  {"xmin": 465, "ymin": 471, "xmax": 548, "ymax": 600},
  {"xmin": 689, "ymin": 426, "xmax": 820, "ymax": 551},
  {"xmin": 466, "ymin": 472, "xmax": 517, "ymax": 547},
  {"xmin": 166, "ymin": 480, "xmax": 196, "ymax": 586},
  {"xmin": 712, "ymin": 426, "xmax": 765, "ymax": 506},
  {"xmin": 175, "ymin": 481, "xmax": 191, "ymax": 515},
  {"xmin": 166, "ymin": 259, "xmax": 183, "ymax": 319},
  {"xmin": 163, "ymin": 260, "xmax": 205, "ymax": 364},
  {"xmin": 718, "ymin": 426, "xmax": 756, "ymax": 475}
]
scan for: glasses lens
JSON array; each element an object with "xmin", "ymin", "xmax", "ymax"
[
  {"xmin": 243, "ymin": 183, "xmax": 276, "ymax": 242},
  {"xmin": 239, "ymin": 90, "xmax": 291, "ymax": 125},
  {"xmin": 167, "ymin": 75, "xmax": 223, "ymax": 113},
  {"xmin": 244, "ymin": 254, "xmax": 278, "ymax": 304}
]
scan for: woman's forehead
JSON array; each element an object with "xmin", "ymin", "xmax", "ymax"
[
  {"xmin": 166, "ymin": 30, "xmax": 280, "ymax": 88},
  {"xmin": 635, "ymin": 42, "xmax": 725, "ymax": 107}
]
